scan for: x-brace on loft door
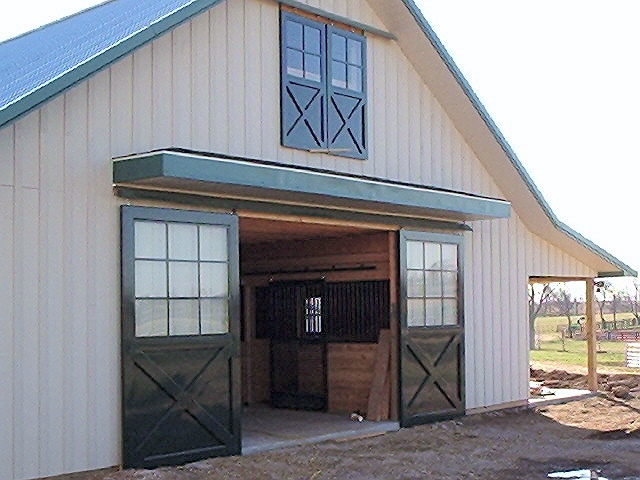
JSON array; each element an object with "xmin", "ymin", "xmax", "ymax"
[
  {"xmin": 399, "ymin": 230, "xmax": 465, "ymax": 427},
  {"xmin": 121, "ymin": 206, "xmax": 241, "ymax": 468}
]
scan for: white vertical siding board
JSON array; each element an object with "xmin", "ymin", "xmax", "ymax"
[
  {"xmin": 14, "ymin": 113, "xmax": 40, "ymax": 189},
  {"xmin": 110, "ymin": 56, "xmax": 133, "ymax": 157},
  {"xmin": 430, "ymin": 103, "xmax": 442, "ymax": 186},
  {"xmin": 396, "ymin": 57, "xmax": 409, "ymax": 182},
  {"xmin": 463, "ymin": 230, "xmax": 476, "ymax": 408},
  {"xmin": 132, "ymin": 45, "xmax": 153, "ymax": 152},
  {"xmin": 88, "ymin": 70, "xmax": 120, "ymax": 469},
  {"xmin": 516, "ymin": 218, "xmax": 528, "ymax": 400},
  {"xmin": 260, "ymin": 1, "xmax": 280, "ymax": 161},
  {"xmin": 406, "ymin": 72, "xmax": 420, "ymax": 183},
  {"xmin": 210, "ymin": 5, "xmax": 229, "ymax": 152},
  {"xmin": 152, "ymin": 34, "xmax": 173, "ymax": 147},
  {"xmin": 64, "ymin": 85, "xmax": 90, "ymax": 472},
  {"xmin": 419, "ymin": 90, "xmax": 431, "ymax": 185},
  {"xmin": 191, "ymin": 13, "xmax": 211, "ymax": 151},
  {"xmin": 244, "ymin": 0, "xmax": 263, "ymax": 160},
  {"xmin": 440, "ymin": 115, "xmax": 452, "ymax": 188},
  {"xmin": 490, "ymin": 220, "xmax": 502, "ymax": 403},
  {"xmin": 227, "ymin": 0, "xmax": 245, "ymax": 156},
  {"xmin": 0, "ymin": 125, "xmax": 15, "ymax": 186},
  {"xmin": 507, "ymin": 217, "xmax": 519, "ymax": 401},
  {"xmin": 371, "ymin": 37, "xmax": 386, "ymax": 178},
  {"xmin": 172, "ymin": 23, "xmax": 193, "ymax": 147},
  {"xmin": 450, "ymin": 130, "xmax": 462, "ymax": 190},
  {"xmin": 18, "ymin": 188, "xmax": 41, "ymax": 480},
  {"xmin": 39, "ymin": 97, "xmax": 66, "ymax": 476},
  {"xmin": 0, "ymin": 185, "xmax": 15, "ymax": 480},
  {"xmin": 501, "ymin": 218, "xmax": 514, "ymax": 401},
  {"xmin": 384, "ymin": 46, "xmax": 398, "ymax": 180}
]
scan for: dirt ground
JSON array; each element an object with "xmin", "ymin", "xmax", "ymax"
[{"xmin": 51, "ymin": 392, "xmax": 640, "ymax": 480}]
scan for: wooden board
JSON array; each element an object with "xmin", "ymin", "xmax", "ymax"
[
  {"xmin": 327, "ymin": 343, "xmax": 376, "ymax": 414},
  {"xmin": 366, "ymin": 329, "xmax": 391, "ymax": 421}
]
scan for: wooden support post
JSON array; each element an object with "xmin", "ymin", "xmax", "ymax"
[{"xmin": 585, "ymin": 279, "xmax": 598, "ymax": 392}]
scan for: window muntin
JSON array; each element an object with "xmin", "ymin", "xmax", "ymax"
[
  {"xmin": 133, "ymin": 220, "xmax": 230, "ymax": 337},
  {"xmin": 406, "ymin": 240, "xmax": 459, "ymax": 327}
]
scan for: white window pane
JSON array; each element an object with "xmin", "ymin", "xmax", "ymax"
[
  {"xmin": 286, "ymin": 20, "xmax": 303, "ymax": 49},
  {"xmin": 135, "ymin": 260, "xmax": 167, "ymax": 298},
  {"xmin": 168, "ymin": 223, "xmax": 198, "ymax": 260},
  {"xmin": 199, "ymin": 225, "xmax": 228, "ymax": 261},
  {"xmin": 200, "ymin": 263, "xmax": 229, "ymax": 297},
  {"xmin": 348, "ymin": 38, "xmax": 362, "ymax": 66},
  {"xmin": 135, "ymin": 300, "xmax": 168, "ymax": 337},
  {"xmin": 407, "ymin": 299, "xmax": 425, "ymax": 327},
  {"xmin": 347, "ymin": 65, "xmax": 361, "ymax": 92},
  {"xmin": 305, "ymin": 54, "xmax": 321, "ymax": 82},
  {"xmin": 425, "ymin": 243, "xmax": 441, "ymax": 270},
  {"xmin": 304, "ymin": 25, "xmax": 321, "ymax": 54},
  {"xmin": 407, "ymin": 270, "xmax": 424, "ymax": 298},
  {"xmin": 425, "ymin": 299, "xmax": 443, "ymax": 326},
  {"xmin": 169, "ymin": 261, "xmax": 198, "ymax": 297},
  {"xmin": 201, "ymin": 298, "xmax": 229, "ymax": 334},
  {"xmin": 425, "ymin": 271, "xmax": 442, "ymax": 297},
  {"xmin": 332, "ymin": 33, "xmax": 346, "ymax": 61},
  {"xmin": 442, "ymin": 244, "xmax": 458, "ymax": 271},
  {"xmin": 169, "ymin": 300, "xmax": 200, "ymax": 335},
  {"xmin": 443, "ymin": 299, "xmax": 458, "ymax": 326},
  {"xmin": 331, "ymin": 61, "xmax": 346, "ymax": 89},
  {"xmin": 287, "ymin": 48, "xmax": 304, "ymax": 78},
  {"xmin": 442, "ymin": 272, "xmax": 458, "ymax": 297},
  {"xmin": 406, "ymin": 241, "xmax": 424, "ymax": 269},
  {"xmin": 135, "ymin": 221, "xmax": 166, "ymax": 259}
]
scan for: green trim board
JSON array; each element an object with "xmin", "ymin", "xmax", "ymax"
[
  {"xmin": 115, "ymin": 186, "xmax": 473, "ymax": 232},
  {"xmin": 113, "ymin": 151, "xmax": 511, "ymax": 222}
]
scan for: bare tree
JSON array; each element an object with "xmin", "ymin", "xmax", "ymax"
[
  {"xmin": 622, "ymin": 279, "xmax": 640, "ymax": 326},
  {"xmin": 553, "ymin": 287, "xmax": 575, "ymax": 338},
  {"xmin": 595, "ymin": 281, "xmax": 611, "ymax": 324},
  {"xmin": 529, "ymin": 283, "xmax": 554, "ymax": 350}
]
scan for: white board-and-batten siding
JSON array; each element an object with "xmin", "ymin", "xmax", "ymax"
[{"xmin": 0, "ymin": 0, "xmax": 596, "ymax": 478}]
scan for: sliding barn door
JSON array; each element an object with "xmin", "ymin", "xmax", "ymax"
[
  {"xmin": 399, "ymin": 231, "xmax": 465, "ymax": 426},
  {"xmin": 121, "ymin": 206, "xmax": 241, "ymax": 468}
]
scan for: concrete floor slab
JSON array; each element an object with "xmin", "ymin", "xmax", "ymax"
[
  {"xmin": 529, "ymin": 388, "xmax": 594, "ymax": 408},
  {"xmin": 241, "ymin": 405, "xmax": 399, "ymax": 454}
]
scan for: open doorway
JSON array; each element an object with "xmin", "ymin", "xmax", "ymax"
[{"xmin": 238, "ymin": 216, "xmax": 399, "ymax": 452}]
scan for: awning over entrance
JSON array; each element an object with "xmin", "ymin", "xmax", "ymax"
[{"xmin": 112, "ymin": 150, "xmax": 511, "ymax": 224}]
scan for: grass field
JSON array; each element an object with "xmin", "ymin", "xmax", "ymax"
[{"xmin": 530, "ymin": 314, "xmax": 636, "ymax": 372}]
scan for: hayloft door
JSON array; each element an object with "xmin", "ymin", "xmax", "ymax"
[
  {"xmin": 121, "ymin": 206, "xmax": 241, "ymax": 468},
  {"xmin": 399, "ymin": 231, "xmax": 465, "ymax": 426}
]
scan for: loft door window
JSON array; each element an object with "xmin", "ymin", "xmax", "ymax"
[
  {"xmin": 281, "ymin": 11, "xmax": 367, "ymax": 159},
  {"xmin": 134, "ymin": 220, "xmax": 230, "ymax": 336}
]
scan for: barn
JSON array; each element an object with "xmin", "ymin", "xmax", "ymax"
[{"xmin": 0, "ymin": 0, "xmax": 635, "ymax": 478}]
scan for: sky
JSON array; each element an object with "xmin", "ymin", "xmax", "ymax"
[{"xmin": 1, "ymin": 1, "xmax": 638, "ymax": 290}]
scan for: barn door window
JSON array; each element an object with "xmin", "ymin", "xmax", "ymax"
[
  {"xmin": 406, "ymin": 239, "xmax": 461, "ymax": 327},
  {"xmin": 133, "ymin": 220, "xmax": 231, "ymax": 337},
  {"xmin": 281, "ymin": 11, "xmax": 367, "ymax": 159}
]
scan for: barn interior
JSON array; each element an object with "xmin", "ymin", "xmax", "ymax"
[{"xmin": 238, "ymin": 216, "xmax": 399, "ymax": 451}]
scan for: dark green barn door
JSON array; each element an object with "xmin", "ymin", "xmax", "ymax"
[
  {"xmin": 121, "ymin": 206, "xmax": 241, "ymax": 469},
  {"xmin": 399, "ymin": 231, "xmax": 465, "ymax": 427}
]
